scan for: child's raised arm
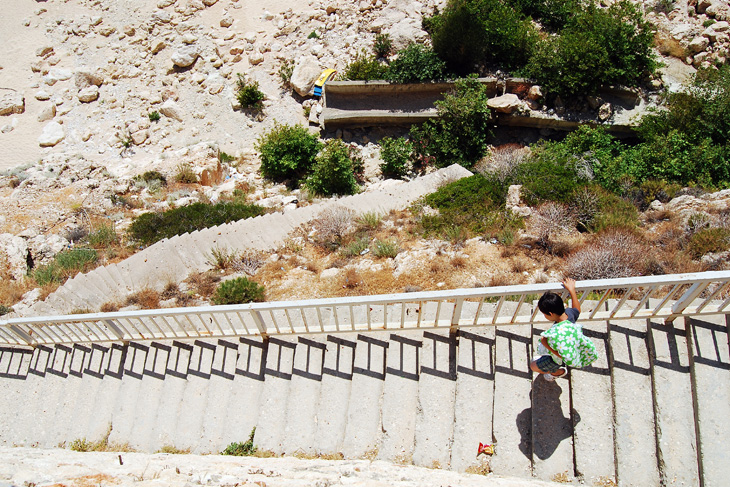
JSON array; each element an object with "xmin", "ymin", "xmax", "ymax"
[{"xmin": 562, "ymin": 277, "xmax": 581, "ymax": 313}]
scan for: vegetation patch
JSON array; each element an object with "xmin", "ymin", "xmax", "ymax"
[
  {"xmin": 222, "ymin": 428, "xmax": 258, "ymax": 456},
  {"xmin": 128, "ymin": 202, "xmax": 265, "ymax": 245},
  {"xmin": 33, "ymin": 249, "xmax": 99, "ymax": 286},
  {"xmin": 256, "ymin": 123, "xmax": 323, "ymax": 186},
  {"xmin": 213, "ymin": 276, "xmax": 266, "ymax": 305}
]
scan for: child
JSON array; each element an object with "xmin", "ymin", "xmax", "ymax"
[{"xmin": 530, "ymin": 277, "xmax": 598, "ymax": 381}]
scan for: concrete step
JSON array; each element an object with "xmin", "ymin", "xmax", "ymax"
[
  {"xmin": 647, "ymin": 318, "xmax": 699, "ymax": 486},
  {"xmin": 570, "ymin": 321, "xmax": 615, "ymax": 486},
  {"xmin": 254, "ymin": 336, "xmax": 298, "ymax": 454},
  {"xmin": 488, "ymin": 323, "xmax": 533, "ymax": 478},
  {"xmin": 412, "ymin": 330, "xmax": 457, "ymax": 469},
  {"xmin": 531, "ymin": 322, "xmax": 574, "ymax": 483},
  {"xmin": 377, "ymin": 330, "xmax": 421, "ymax": 464},
  {"xmin": 93, "ymin": 265, "xmax": 125, "ymax": 302},
  {"xmin": 281, "ymin": 336, "xmax": 327, "ymax": 455},
  {"xmin": 341, "ymin": 332, "xmax": 388, "ymax": 459},
  {"xmin": 106, "ymin": 263, "xmax": 134, "ymax": 296},
  {"xmin": 687, "ymin": 314, "xmax": 730, "ymax": 487},
  {"xmin": 609, "ymin": 318, "xmax": 660, "ymax": 486}
]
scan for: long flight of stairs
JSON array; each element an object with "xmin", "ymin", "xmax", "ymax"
[
  {"xmin": 0, "ymin": 308, "xmax": 728, "ymax": 486},
  {"xmin": 15, "ymin": 164, "xmax": 473, "ymax": 318}
]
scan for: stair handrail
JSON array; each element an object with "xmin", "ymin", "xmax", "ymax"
[{"xmin": 1, "ymin": 271, "xmax": 729, "ymax": 348}]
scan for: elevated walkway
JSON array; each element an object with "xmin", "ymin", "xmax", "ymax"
[{"xmin": 1, "ymin": 272, "xmax": 729, "ymax": 486}]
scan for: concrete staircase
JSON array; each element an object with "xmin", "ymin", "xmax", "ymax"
[
  {"xmin": 16, "ymin": 164, "xmax": 472, "ymax": 317},
  {"xmin": 0, "ymin": 310, "xmax": 728, "ymax": 486}
]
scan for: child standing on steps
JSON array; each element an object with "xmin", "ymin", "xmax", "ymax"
[{"xmin": 530, "ymin": 277, "xmax": 598, "ymax": 381}]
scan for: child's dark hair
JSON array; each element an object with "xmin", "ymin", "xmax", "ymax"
[{"xmin": 538, "ymin": 292, "xmax": 565, "ymax": 316}]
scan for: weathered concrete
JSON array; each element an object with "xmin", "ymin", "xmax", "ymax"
[
  {"xmin": 450, "ymin": 326, "xmax": 495, "ymax": 473},
  {"xmin": 413, "ymin": 330, "xmax": 457, "ymax": 469},
  {"xmin": 570, "ymin": 322, "xmax": 615, "ymax": 486},
  {"xmin": 647, "ymin": 319, "xmax": 699, "ymax": 486},
  {"xmin": 490, "ymin": 324, "xmax": 533, "ymax": 478},
  {"xmin": 687, "ymin": 314, "xmax": 730, "ymax": 487},
  {"xmin": 609, "ymin": 319, "xmax": 660, "ymax": 486}
]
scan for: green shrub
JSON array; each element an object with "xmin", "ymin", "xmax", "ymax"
[
  {"xmin": 410, "ymin": 76, "xmax": 492, "ymax": 169},
  {"xmin": 512, "ymin": 0, "xmax": 581, "ymax": 30},
  {"xmin": 687, "ymin": 227, "xmax": 730, "ymax": 258},
  {"xmin": 33, "ymin": 249, "xmax": 99, "ymax": 286},
  {"xmin": 236, "ymin": 74, "xmax": 265, "ymax": 110},
  {"xmin": 308, "ymin": 31, "xmax": 320, "ymax": 39},
  {"xmin": 128, "ymin": 202, "xmax": 265, "ymax": 245},
  {"xmin": 218, "ymin": 151, "xmax": 236, "ymax": 164},
  {"xmin": 374, "ymin": 33, "xmax": 393, "ymax": 58},
  {"xmin": 256, "ymin": 123, "xmax": 323, "ymax": 185},
  {"xmin": 0, "ymin": 305, "xmax": 13, "ymax": 316},
  {"xmin": 385, "ymin": 43, "xmax": 447, "ymax": 83},
  {"xmin": 372, "ymin": 239, "xmax": 400, "ymax": 258},
  {"xmin": 222, "ymin": 428, "xmax": 258, "ymax": 456},
  {"xmin": 148, "ymin": 111, "xmax": 161, "ymax": 122},
  {"xmin": 357, "ymin": 212, "xmax": 382, "ymax": 229},
  {"xmin": 379, "ymin": 137, "xmax": 413, "ymax": 179},
  {"xmin": 342, "ymin": 236, "xmax": 370, "ymax": 257},
  {"xmin": 526, "ymin": 0, "xmax": 657, "ymax": 98},
  {"xmin": 342, "ymin": 50, "xmax": 388, "ymax": 81},
  {"xmin": 428, "ymin": 0, "xmax": 538, "ymax": 75},
  {"xmin": 510, "ymin": 157, "xmax": 587, "ymax": 205},
  {"xmin": 279, "ymin": 59, "xmax": 295, "ymax": 87},
  {"xmin": 306, "ymin": 139, "xmax": 362, "ymax": 196},
  {"xmin": 87, "ymin": 223, "xmax": 119, "ymax": 248},
  {"xmin": 590, "ymin": 189, "xmax": 639, "ymax": 232},
  {"xmin": 134, "ymin": 171, "xmax": 167, "ymax": 186},
  {"xmin": 175, "ymin": 163, "xmax": 198, "ymax": 184},
  {"xmin": 213, "ymin": 277, "xmax": 265, "ymax": 304}
]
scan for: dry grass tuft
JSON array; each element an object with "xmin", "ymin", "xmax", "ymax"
[
  {"xmin": 156, "ymin": 445, "xmax": 191, "ymax": 454},
  {"xmin": 125, "ymin": 288, "xmax": 161, "ymax": 309},
  {"xmin": 451, "ymin": 254, "xmax": 467, "ymax": 268},
  {"xmin": 100, "ymin": 301, "xmax": 121, "ymax": 313},
  {"xmin": 186, "ymin": 272, "xmax": 220, "ymax": 298},
  {"xmin": 465, "ymin": 462, "xmax": 491, "ymax": 475},
  {"xmin": 342, "ymin": 268, "xmax": 363, "ymax": 289},
  {"xmin": 314, "ymin": 206, "xmax": 355, "ymax": 244},
  {"xmin": 565, "ymin": 230, "xmax": 646, "ymax": 280}
]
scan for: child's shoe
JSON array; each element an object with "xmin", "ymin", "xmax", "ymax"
[{"xmin": 543, "ymin": 367, "xmax": 567, "ymax": 381}]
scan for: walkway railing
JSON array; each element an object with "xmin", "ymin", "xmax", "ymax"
[{"xmin": 1, "ymin": 271, "xmax": 729, "ymax": 347}]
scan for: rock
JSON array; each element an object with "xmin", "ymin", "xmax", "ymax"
[
  {"xmin": 130, "ymin": 129, "xmax": 149, "ymax": 145},
  {"xmin": 290, "ymin": 56, "xmax": 322, "ymax": 96},
  {"xmin": 598, "ymin": 102, "xmax": 612, "ymax": 121},
  {"xmin": 99, "ymin": 26, "xmax": 116, "ymax": 36},
  {"xmin": 487, "ymin": 93, "xmax": 521, "ymax": 114},
  {"xmin": 171, "ymin": 45, "xmax": 199, "ymax": 67},
  {"xmin": 244, "ymin": 31, "xmax": 258, "ymax": 43},
  {"xmin": 48, "ymin": 68, "xmax": 73, "ymax": 82},
  {"xmin": 248, "ymin": 51, "xmax": 264, "ymax": 65},
  {"xmin": 159, "ymin": 100, "xmax": 184, "ymax": 121},
  {"xmin": 204, "ymin": 73, "xmax": 225, "ymax": 94},
  {"xmin": 151, "ymin": 40, "xmax": 167, "ymax": 54},
  {"xmin": 688, "ymin": 36, "xmax": 710, "ymax": 55},
  {"xmin": 321, "ymin": 268, "xmax": 340, "ymax": 278},
  {"xmin": 35, "ymin": 90, "xmax": 51, "ymax": 101},
  {"xmin": 38, "ymin": 121, "xmax": 66, "ymax": 147},
  {"xmin": 0, "ymin": 91, "xmax": 25, "ymax": 116},
  {"xmin": 78, "ymin": 85, "xmax": 99, "ymax": 103},
  {"xmin": 0, "ymin": 234, "xmax": 28, "ymax": 280},
  {"xmin": 1, "ymin": 118, "xmax": 18, "ymax": 134},
  {"xmin": 527, "ymin": 85, "xmax": 542, "ymax": 100},
  {"xmin": 387, "ymin": 18, "xmax": 428, "ymax": 50},
  {"xmin": 202, "ymin": 0, "xmax": 218, "ymax": 5},
  {"xmin": 506, "ymin": 185, "xmax": 522, "ymax": 207},
  {"xmin": 152, "ymin": 11, "xmax": 172, "ymax": 23},
  {"xmin": 37, "ymin": 104, "xmax": 56, "ymax": 122},
  {"xmin": 35, "ymin": 46, "xmax": 54, "ymax": 58},
  {"xmin": 220, "ymin": 16, "xmax": 233, "ymax": 27},
  {"xmin": 123, "ymin": 25, "xmax": 136, "ymax": 36},
  {"xmin": 182, "ymin": 33, "xmax": 197, "ymax": 44},
  {"xmin": 158, "ymin": 0, "xmax": 176, "ymax": 7}
]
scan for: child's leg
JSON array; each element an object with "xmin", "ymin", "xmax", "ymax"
[{"xmin": 530, "ymin": 355, "xmax": 566, "ymax": 377}]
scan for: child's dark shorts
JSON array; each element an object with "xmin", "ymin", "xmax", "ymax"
[{"xmin": 535, "ymin": 355, "xmax": 562, "ymax": 373}]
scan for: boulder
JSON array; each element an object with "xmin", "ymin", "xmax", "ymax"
[
  {"xmin": 487, "ymin": 93, "xmax": 521, "ymax": 114},
  {"xmin": 387, "ymin": 18, "xmax": 428, "ymax": 50},
  {"xmin": 688, "ymin": 36, "xmax": 710, "ymax": 55},
  {"xmin": 202, "ymin": 0, "xmax": 218, "ymax": 5},
  {"xmin": 38, "ymin": 121, "xmax": 65, "ymax": 146},
  {"xmin": 77, "ymin": 85, "xmax": 99, "ymax": 103},
  {"xmin": 48, "ymin": 68, "xmax": 73, "ymax": 82},
  {"xmin": 0, "ymin": 91, "xmax": 25, "ymax": 115},
  {"xmin": 159, "ymin": 99, "xmax": 184, "ymax": 121},
  {"xmin": 527, "ymin": 85, "xmax": 542, "ymax": 100},
  {"xmin": 171, "ymin": 45, "xmax": 199, "ymax": 68},
  {"xmin": 37, "ymin": 104, "xmax": 56, "ymax": 122},
  {"xmin": 698, "ymin": 0, "xmax": 713, "ymax": 13},
  {"xmin": 157, "ymin": 0, "xmax": 175, "ymax": 7},
  {"xmin": 35, "ymin": 90, "xmax": 51, "ymax": 101},
  {"xmin": 290, "ymin": 56, "xmax": 322, "ymax": 96},
  {"xmin": 0, "ymin": 234, "xmax": 28, "ymax": 280},
  {"xmin": 248, "ymin": 51, "xmax": 264, "ymax": 65},
  {"xmin": 598, "ymin": 102, "xmax": 612, "ymax": 121},
  {"xmin": 220, "ymin": 16, "xmax": 233, "ymax": 27}
]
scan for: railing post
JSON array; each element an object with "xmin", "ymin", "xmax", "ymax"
[
  {"xmin": 9, "ymin": 325, "xmax": 35, "ymax": 347},
  {"xmin": 666, "ymin": 282, "xmax": 707, "ymax": 324},
  {"xmin": 251, "ymin": 310, "xmax": 269, "ymax": 340},
  {"xmin": 451, "ymin": 298, "xmax": 464, "ymax": 332},
  {"xmin": 104, "ymin": 320, "xmax": 128, "ymax": 343}
]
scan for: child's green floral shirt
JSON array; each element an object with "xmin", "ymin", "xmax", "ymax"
[{"xmin": 540, "ymin": 308, "xmax": 598, "ymax": 368}]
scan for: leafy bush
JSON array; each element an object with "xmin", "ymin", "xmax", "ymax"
[
  {"xmin": 222, "ymin": 428, "xmax": 258, "ymax": 456},
  {"xmin": 256, "ymin": 123, "xmax": 322, "ymax": 185},
  {"xmin": 175, "ymin": 163, "xmax": 198, "ymax": 184},
  {"xmin": 213, "ymin": 277, "xmax": 265, "ymax": 305},
  {"xmin": 385, "ymin": 43, "xmax": 447, "ymax": 83},
  {"xmin": 279, "ymin": 59, "xmax": 295, "ymax": 87},
  {"xmin": 236, "ymin": 74, "xmax": 265, "ymax": 110},
  {"xmin": 526, "ymin": 0, "xmax": 657, "ymax": 98},
  {"xmin": 33, "ymin": 249, "xmax": 98, "ymax": 286},
  {"xmin": 134, "ymin": 171, "xmax": 167, "ymax": 186},
  {"xmin": 379, "ymin": 137, "xmax": 413, "ymax": 179},
  {"xmin": 342, "ymin": 50, "xmax": 388, "ymax": 81},
  {"xmin": 512, "ymin": 0, "xmax": 580, "ymax": 30},
  {"xmin": 410, "ymin": 76, "xmax": 492, "ymax": 169},
  {"xmin": 510, "ymin": 157, "xmax": 587, "ymax": 205},
  {"xmin": 342, "ymin": 236, "xmax": 370, "ymax": 257},
  {"xmin": 427, "ymin": 0, "xmax": 538, "ymax": 75},
  {"xmin": 687, "ymin": 227, "xmax": 730, "ymax": 258},
  {"xmin": 308, "ymin": 31, "xmax": 320, "ymax": 39},
  {"xmin": 148, "ymin": 111, "xmax": 161, "ymax": 122},
  {"xmin": 374, "ymin": 33, "xmax": 393, "ymax": 58},
  {"xmin": 372, "ymin": 239, "xmax": 400, "ymax": 258},
  {"xmin": 128, "ymin": 202, "xmax": 265, "ymax": 245},
  {"xmin": 87, "ymin": 223, "xmax": 119, "ymax": 248},
  {"xmin": 306, "ymin": 139, "xmax": 362, "ymax": 196},
  {"xmin": 0, "ymin": 305, "xmax": 13, "ymax": 316}
]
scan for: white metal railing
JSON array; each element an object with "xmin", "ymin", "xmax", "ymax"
[{"xmin": 1, "ymin": 271, "xmax": 729, "ymax": 348}]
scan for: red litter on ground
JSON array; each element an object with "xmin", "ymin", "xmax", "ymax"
[{"xmin": 477, "ymin": 442, "xmax": 495, "ymax": 456}]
